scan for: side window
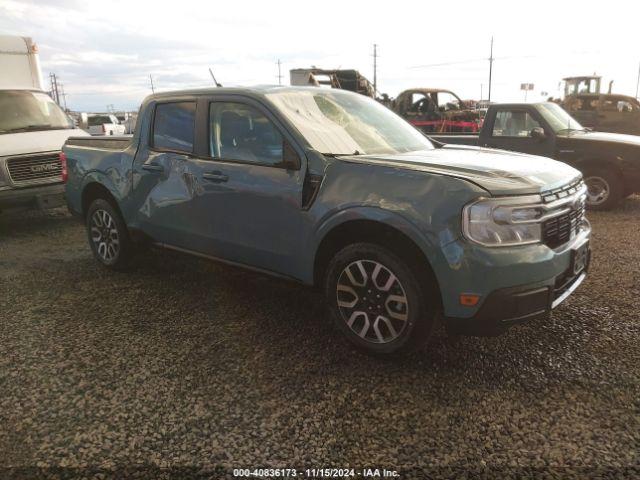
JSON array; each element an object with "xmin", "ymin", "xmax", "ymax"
[
  {"xmin": 617, "ymin": 100, "xmax": 635, "ymax": 113},
  {"xmin": 408, "ymin": 93, "xmax": 435, "ymax": 114},
  {"xmin": 152, "ymin": 102, "xmax": 196, "ymax": 153},
  {"xmin": 492, "ymin": 110, "xmax": 541, "ymax": 137},
  {"xmin": 578, "ymin": 98, "xmax": 597, "ymax": 111},
  {"xmin": 210, "ymin": 102, "xmax": 283, "ymax": 166},
  {"xmin": 437, "ymin": 92, "xmax": 461, "ymax": 112}
]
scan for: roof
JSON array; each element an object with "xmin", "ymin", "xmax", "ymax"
[
  {"xmin": 0, "ymin": 35, "xmax": 34, "ymax": 53},
  {"xmin": 484, "ymin": 101, "xmax": 556, "ymax": 108},
  {"xmin": 562, "ymin": 76, "xmax": 601, "ymax": 81},
  {"xmin": 146, "ymin": 85, "xmax": 324, "ymax": 101},
  {"xmin": 401, "ymin": 88, "xmax": 457, "ymax": 94}
]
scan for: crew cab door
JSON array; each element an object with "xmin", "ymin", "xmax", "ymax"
[
  {"xmin": 482, "ymin": 107, "xmax": 555, "ymax": 157},
  {"xmin": 186, "ymin": 96, "xmax": 306, "ymax": 277},
  {"xmin": 129, "ymin": 100, "xmax": 202, "ymax": 246}
]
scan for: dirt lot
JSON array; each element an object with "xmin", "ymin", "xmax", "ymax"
[{"xmin": 0, "ymin": 200, "xmax": 639, "ymax": 479}]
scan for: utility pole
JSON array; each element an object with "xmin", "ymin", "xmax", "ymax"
[
  {"xmin": 49, "ymin": 73, "xmax": 60, "ymax": 105},
  {"xmin": 149, "ymin": 74, "xmax": 155, "ymax": 93},
  {"xmin": 60, "ymin": 82, "xmax": 67, "ymax": 111},
  {"xmin": 480, "ymin": 84, "xmax": 483, "ymax": 101},
  {"xmin": 636, "ymin": 61, "xmax": 640, "ymax": 99},
  {"xmin": 276, "ymin": 59, "xmax": 283, "ymax": 85},
  {"xmin": 488, "ymin": 37, "xmax": 494, "ymax": 103},
  {"xmin": 373, "ymin": 43, "xmax": 378, "ymax": 95}
]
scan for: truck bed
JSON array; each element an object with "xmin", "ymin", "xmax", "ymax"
[{"xmin": 65, "ymin": 136, "xmax": 132, "ymax": 150}]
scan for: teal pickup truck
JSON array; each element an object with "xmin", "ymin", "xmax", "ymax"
[{"xmin": 62, "ymin": 87, "xmax": 590, "ymax": 355}]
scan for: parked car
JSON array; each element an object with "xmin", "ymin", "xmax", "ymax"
[
  {"xmin": 63, "ymin": 87, "xmax": 590, "ymax": 355},
  {"xmin": 115, "ymin": 112, "xmax": 136, "ymax": 134},
  {"xmin": 0, "ymin": 35, "xmax": 88, "ymax": 213},
  {"xmin": 85, "ymin": 114, "xmax": 126, "ymax": 136},
  {"xmin": 431, "ymin": 102, "xmax": 640, "ymax": 210},
  {"xmin": 391, "ymin": 88, "xmax": 481, "ymax": 134}
]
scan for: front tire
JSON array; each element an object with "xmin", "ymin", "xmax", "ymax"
[
  {"xmin": 324, "ymin": 243, "xmax": 438, "ymax": 355},
  {"xmin": 86, "ymin": 198, "xmax": 132, "ymax": 270},
  {"xmin": 583, "ymin": 168, "xmax": 623, "ymax": 211}
]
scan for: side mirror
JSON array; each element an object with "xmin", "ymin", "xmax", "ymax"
[
  {"xmin": 530, "ymin": 127, "xmax": 546, "ymax": 141},
  {"xmin": 281, "ymin": 140, "xmax": 301, "ymax": 170}
]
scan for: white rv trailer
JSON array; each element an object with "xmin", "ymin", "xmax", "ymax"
[{"xmin": 0, "ymin": 35, "xmax": 87, "ymax": 212}]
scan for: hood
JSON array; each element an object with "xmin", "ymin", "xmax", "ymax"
[
  {"xmin": 337, "ymin": 145, "xmax": 581, "ymax": 196},
  {"xmin": 563, "ymin": 130, "xmax": 640, "ymax": 147},
  {"xmin": 0, "ymin": 128, "xmax": 88, "ymax": 157}
]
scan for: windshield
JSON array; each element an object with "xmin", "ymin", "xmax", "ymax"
[
  {"xmin": 537, "ymin": 102, "xmax": 585, "ymax": 133},
  {"xmin": 266, "ymin": 89, "xmax": 434, "ymax": 155},
  {"xmin": 0, "ymin": 90, "xmax": 73, "ymax": 134}
]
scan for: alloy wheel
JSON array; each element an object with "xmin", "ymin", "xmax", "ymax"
[
  {"xmin": 336, "ymin": 260, "xmax": 409, "ymax": 344},
  {"xmin": 90, "ymin": 209, "xmax": 120, "ymax": 262},
  {"xmin": 585, "ymin": 176, "xmax": 610, "ymax": 206}
]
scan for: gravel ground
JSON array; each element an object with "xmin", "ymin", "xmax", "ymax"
[{"xmin": 0, "ymin": 200, "xmax": 639, "ymax": 479}]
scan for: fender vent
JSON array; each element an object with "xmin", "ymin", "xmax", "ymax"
[{"xmin": 302, "ymin": 173, "xmax": 323, "ymax": 210}]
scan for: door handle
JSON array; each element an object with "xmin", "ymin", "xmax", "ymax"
[
  {"xmin": 142, "ymin": 162, "xmax": 164, "ymax": 172},
  {"xmin": 202, "ymin": 171, "xmax": 229, "ymax": 182}
]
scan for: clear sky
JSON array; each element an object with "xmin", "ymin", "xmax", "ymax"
[{"xmin": 1, "ymin": 0, "xmax": 639, "ymax": 112}]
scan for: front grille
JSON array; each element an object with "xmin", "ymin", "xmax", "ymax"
[
  {"xmin": 541, "ymin": 180, "xmax": 586, "ymax": 249},
  {"xmin": 6, "ymin": 153, "xmax": 62, "ymax": 186}
]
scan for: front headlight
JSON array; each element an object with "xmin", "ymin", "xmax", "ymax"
[{"xmin": 463, "ymin": 195, "xmax": 544, "ymax": 247}]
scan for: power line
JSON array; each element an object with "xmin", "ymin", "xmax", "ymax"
[{"xmin": 409, "ymin": 54, "xmax": 536, "ymax": 70}]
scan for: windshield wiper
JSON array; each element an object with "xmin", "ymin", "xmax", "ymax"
[
  {"xmin": 556, "ymin": 127, "xmax": 587, "ymax": 135},
  {"xmin": 322, "ymin": 150, "xmax": 362, "ymax": 157},
  {"xmin": 1, "ymin": 124, "xmax": 69, "ymax": 133}
]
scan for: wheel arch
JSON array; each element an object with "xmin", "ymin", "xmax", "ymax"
[
  {"xmin": 81, "ymin": 181, "xmax": 123, "ymax": 220},
  {"xmin": 575, "ymin": 156, "xmax": 624, "ymax": 179},
  {"xmin": 312, "ymin": 215, "xmax": 443, "ymax": 307}
]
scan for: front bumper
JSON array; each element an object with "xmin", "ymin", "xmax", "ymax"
[
  {"xmin": 441, "ymin": 225, "xmax": 591, "ymax": 336},
  {"xmin": 445, "ymin": 267, "xmax": 588, "ymax": 336},
  {"xmin": 0, "ymin": 183, "xmax": 65, "ymax": 212}
]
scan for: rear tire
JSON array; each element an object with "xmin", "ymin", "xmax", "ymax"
[
  {"xmin": 583, "ymin": 167, "xmax": 623, "ymax": 211},
  {"xmin": 85, "ymin": 198, "xmax": 132, "ymax": 270},
  {"xmin": 324, "ymin": 243, "xmax": 438, "ymax": 355}
]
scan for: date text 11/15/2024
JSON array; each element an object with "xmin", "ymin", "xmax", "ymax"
[{"xmin": 232, "ymin": 467, "xmax": 400, "ymax": 478}]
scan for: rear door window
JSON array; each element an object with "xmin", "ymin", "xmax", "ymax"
[{"xmin": 152, "ymin": 102, "xmax": 196, "ymax": 153}]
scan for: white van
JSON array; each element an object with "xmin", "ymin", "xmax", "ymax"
[{"xmin": 0, "ymin": 35, "xmax": 88, "ymax": 212}]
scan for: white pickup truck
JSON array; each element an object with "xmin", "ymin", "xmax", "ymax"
[
  {"xmin": 0, "ymin": 35, "xmax": 87, "ymax": 213},
  {"xmin": 86, "ymin": 114, "xmax": 126, "ymax": 136}
]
